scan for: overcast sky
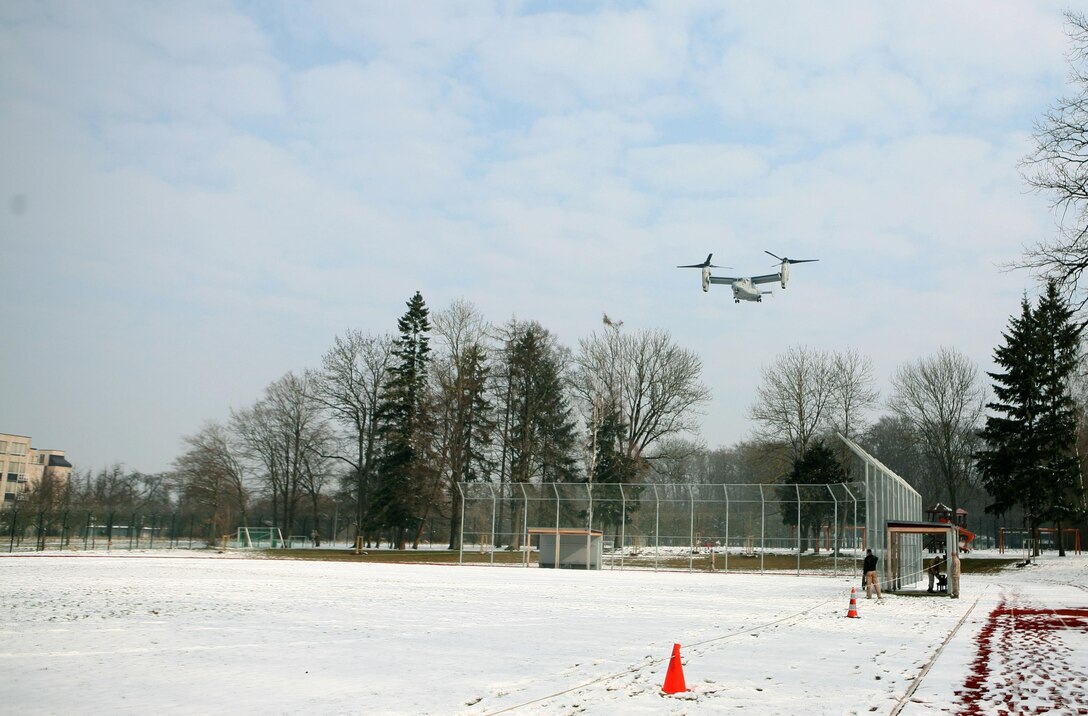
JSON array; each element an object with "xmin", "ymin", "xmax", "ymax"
[{"xmin": 0, "ymin": 1, "xmax": 1076, "ymax": 474}]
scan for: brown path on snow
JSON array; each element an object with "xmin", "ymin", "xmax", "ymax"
[{"xmin": 956, "ymin": 589, "xmax": 1088, "ymax": 715}]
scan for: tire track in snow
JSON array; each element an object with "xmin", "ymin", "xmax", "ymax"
[{"xmin": 476, "ymin": 590, "xmax": 843, "ymax": 715}]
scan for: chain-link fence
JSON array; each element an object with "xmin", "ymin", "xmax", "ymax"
[
  {"xmin": 456, "ymin": 481, "xmax": 868, "ymax": 575},
  {"xmin": 0, "ymin": 510, "xmax": 208, "ymax": 552},
  {"xmin": 0, "ymin": 510, "xmax": 395, "ymax": 552}
]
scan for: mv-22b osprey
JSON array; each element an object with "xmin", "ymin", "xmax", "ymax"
[{"xmin": 678, "ymin": 251, "xmax": 819, "ymax": 303}]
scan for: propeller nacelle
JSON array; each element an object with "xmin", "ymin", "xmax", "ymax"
[
  {"xmin": 677, "ymin": 253, "xmax": 727, "ymax": 293},
  {"xmin": 764, "ymin": 251, "xmax": 818, "ymax": 290}
]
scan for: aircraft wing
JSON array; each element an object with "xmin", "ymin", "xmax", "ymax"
[
  {"xmin": 708, "ymin": 276, "xmax": 741, "ymax": 284},
  {"xmin": 749, "ymin": 272, "xmax": 782, "ymax": 286}
]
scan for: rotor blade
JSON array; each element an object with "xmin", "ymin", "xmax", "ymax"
[
  {"xmin": 677, "ymin": 252, "xmax": 728, "ymax": 269},
  {"xmin": 764, "ymin": 250, "xmax": 818, "ymax": 265}
]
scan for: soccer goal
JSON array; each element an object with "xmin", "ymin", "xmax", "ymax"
[{"xmin": 235, "ymin": 526, "xmax": 286, "ymax": 549}]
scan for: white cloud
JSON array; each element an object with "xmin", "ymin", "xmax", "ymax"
[
  {"xmin": 474, "ymin": 7, "xmax": 689, "ymax": 111},
  {"xmin": 288, "ymin": 59, "xmax": 478, "ymax": 203},
  {"xmin": 626, "ymin": 143, "xmax": 771, "ymax": 196},
  {"xmin": 0, "ymin": 2, "xmax": 1076, "ymax": 471}
]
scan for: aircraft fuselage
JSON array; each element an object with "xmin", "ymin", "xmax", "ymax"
[{"xmin": 731, "ymin": 278, "xmax": 768, "ymax": 303}]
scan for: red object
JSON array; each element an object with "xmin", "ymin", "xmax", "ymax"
[
  {"xmin": 846, "ymin": 587, "xmax": 860, "ymax": 618},
  {"xmin": 662, "ymin": 643, "xmax": 688, "ymax": 694}
]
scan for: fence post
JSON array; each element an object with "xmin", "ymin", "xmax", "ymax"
[
  {"xmin": 457, "ymin": 483, "xmax": 465, "ymax": 564},
  {"xmin": 619, "ymin": 484, "xmax": 627, "ymax": 571},
  {"xmin": 653, "ymin": 484, "xmax": 660, "ymax": 572},
  {"xmin": 688, "ymin": 484, "xmax": 695, "ymax": 572},
  {"xmin": 796, "ymin": 485, "xmax": 801, "ymax": 576},
  {"xmin": 723, "ymin": 484, "xmax": 730, "ymax": 574},
  {"xmin": 7, "ymin": 509, "xmax": 17, "ymax": 553},
  {"xmin": 759, "ymin": 485, "xmax": 766, "ymax": 576},
  {"xmin": 36, "ymin": 511, "xmax": 45, "ymax": 551}
]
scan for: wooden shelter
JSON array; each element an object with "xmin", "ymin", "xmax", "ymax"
[{"xmin": 885, "ymin": 521, "xmax": 958, "ymax": 593}]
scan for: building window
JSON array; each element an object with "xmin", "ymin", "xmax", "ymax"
[
  {"xmin": 6, "ymin": 463, "xmax": 26, "ymax": 483},
  {"xmin": 9, "ymin": 443, "xmax": 26, "ymax": 456},
  {"xmin": 3, "ymin": 493, "xmax": 14, "ymax": 503},
  {"xmin": 0, "ymin": 441, "xmax": 7, "ymax": 453}
]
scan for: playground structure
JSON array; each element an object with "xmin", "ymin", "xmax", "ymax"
[
  {"xmin": 998, "ymin": 527, "xmax": 1082, "ymax": 555},
  {"xmin": 924, "ymin": 502, "xmax": 977, "ymax": 553},
  {"xmin": 786, "ymin": 523, "xmax": 866, "ymax": 552}
]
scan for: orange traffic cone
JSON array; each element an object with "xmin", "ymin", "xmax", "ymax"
[
  {"xmin": 846, "ymin": 587, "xmax": 860, "ymax": 618},
  {"xmin": 662, "ymin": 643, "xmax": 687, "ymax": 694}
]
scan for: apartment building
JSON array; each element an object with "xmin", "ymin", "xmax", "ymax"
[{"xmin": 1, "ymin": 433, "xmax": 72, "ymax": 509}]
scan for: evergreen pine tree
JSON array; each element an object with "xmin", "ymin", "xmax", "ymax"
[
  {"xmin": 447, "ymin": 342, "xmax": 497, "ymax": 549},
  {"xmin": 501, "ymin": 322, "xmax": 579, "ymax": 545},
  {"xmin": 779, "ymin": 440, "xmax": 845, "ymax": 554},
  {"xmin": 978, "ymin": 297, "xmax": 1040, "ymax": 524},
  {"xmin": 507, "ymin": 323, "xmax": 578, "ymax": 486},
  {"xmin": 978, "ymin": 282, "xmax": 1084, "ymax": 555},
  {"xmin": 586, "ymin": 407, "xmax": 639, "ymax": 533},
  {"xmin": 1033, "ymin": 282, "xmax": 1084, "ymax": 555},
  {"xmin": 375, "ymin": 291, "xmax": 432, "ymax": 548}
]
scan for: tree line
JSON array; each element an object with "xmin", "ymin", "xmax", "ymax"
[
  {"xmin": 168, "ymin": 296, "xmax": 713, "ymax": 548},
  {"xmin": 17, "ymin": 285, "xmax": 1086, "ymax": 554}
]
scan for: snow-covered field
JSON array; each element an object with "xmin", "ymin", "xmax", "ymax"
[{"xmin": 1, "ymin": 551, "xmax": 1085, "ymax": 715}]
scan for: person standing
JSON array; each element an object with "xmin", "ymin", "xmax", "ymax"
[
  {"xmin": 863, "ymin": 549, "xmax": 883, "ymax": 600},
  {"xmin": 927, "ymin": 554, "xmax": 943, "ymax": 593},
  {"xmin": 949, "ymin": 552, "xmax": 961, "ymax": 599}
]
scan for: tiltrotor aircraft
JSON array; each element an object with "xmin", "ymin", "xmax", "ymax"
[{"xmin": 677, "ymin": 251, "xmax": 819, "ymax": 303}]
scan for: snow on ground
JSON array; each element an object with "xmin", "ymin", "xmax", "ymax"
[{"xmin": 0, "ymin": 551, "xmax": 1085, "ymax": 715}]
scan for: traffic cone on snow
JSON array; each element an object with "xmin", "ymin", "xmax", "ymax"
[
  {"xmin": 662, "ymin": 643, "xmax": 687, "ymax": 694},
  {"xmin": 846, "ymin": 587, "xmax": 860, "ymax": 618}
]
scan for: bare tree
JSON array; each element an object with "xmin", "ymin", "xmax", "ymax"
[
  {"xmin": 315, "ymin": 330, "xmax": 393, "ymax": 543},
  {"xmin": 862, "ymin": 415, "xmax": 934, "ymax": 495},
  {"xmin": 828, "ymin": 347, "xmax": 880, "ymax": 476},
  {"xmin": 431, "ymin": 300, "xmax": 495, "ymax": 549},
  {"xmin": 232, "ymin": 371, "xmax": 331, "ymax": 541},
  {"xmin": 73, "ymin": 464, "xmax": 139, "ymax": 515},
  {"xmin": 574, "ymin": 322, "xmax": 710, "ymax": 476},
  {"xmin": 751, "ymin": 345, "xmax": 880, "ymax": 471},
  {"xmin": 888, "ymin": 347, "xmax": 986, "ymax": 518},
  {"xmin": 829, "ymin": 348, "xmax": 880, "ymax": 439},
  {"xmin": 1018, "ymin": 11, "xmax": 1088, "ymax": 313},
  {"xmin": 22, "ymin": 467, "xmax": 70, "ymax": 513},
  {"xmin": 173, "ymin": 421, "xmax": 249, "ymax": 538},
  {"xmin": 750, "ymin": 345, "xmax": 836, "ymax": 463}
]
